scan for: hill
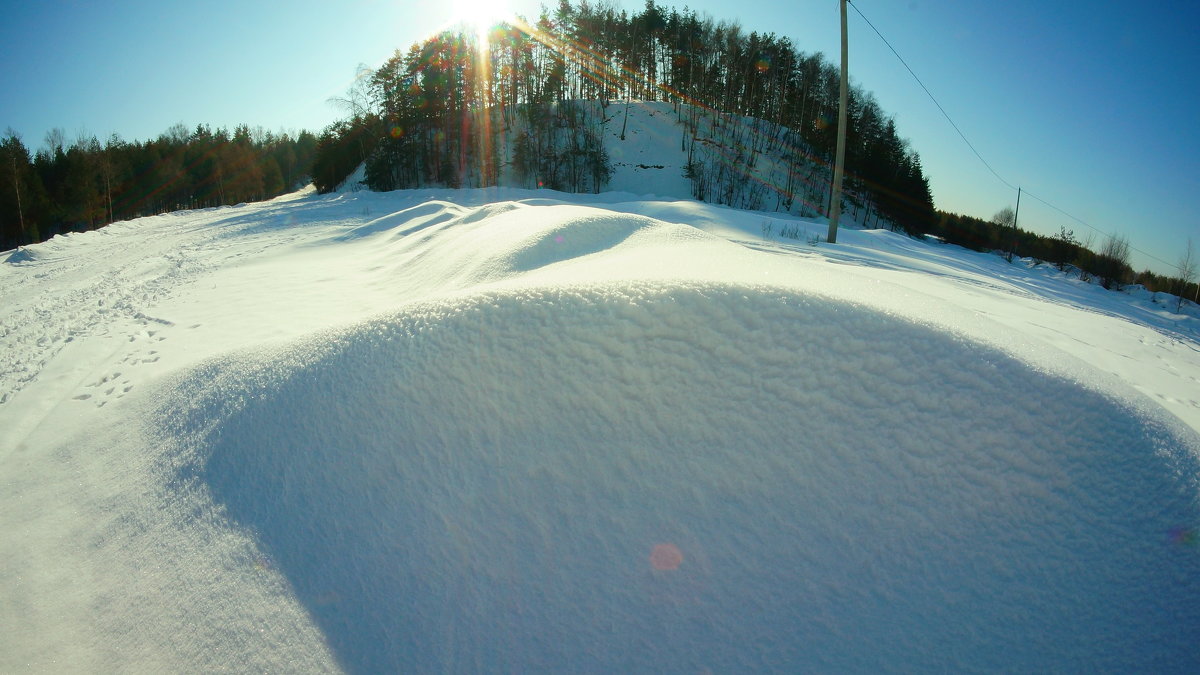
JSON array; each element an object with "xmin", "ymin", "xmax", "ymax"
[{"xmin": 313, "ymin": 4, "xmax": 1184, "ymax": 293}]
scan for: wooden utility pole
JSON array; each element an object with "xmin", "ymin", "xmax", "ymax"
[
  {"xmin": 1010, "ymin": 186, "xmax": 1022, "ymax": 262},
  {"xmin": 827, "ymin": 0, "xmax": 849, "ymax": 244}
]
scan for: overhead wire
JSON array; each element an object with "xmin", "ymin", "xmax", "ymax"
[
  {"xmin": 846, "ymin": 0, "xmax": 1184, "ymax": 274},
  {"xmin": 847, "ymin": 0, "xmax": 1016, "ymax": 193}
]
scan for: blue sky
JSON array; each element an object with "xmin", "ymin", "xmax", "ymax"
[{"xmin": 2, "ymin": 0, "xmax": 1196, "ymax": 275}]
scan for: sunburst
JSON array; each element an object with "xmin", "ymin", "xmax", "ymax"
[{"xmin": 450, "ymin": 0, "xmax": 513, "ymax": 45}]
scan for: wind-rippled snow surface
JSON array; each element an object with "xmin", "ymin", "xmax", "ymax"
[
  {"xmin": 165, "ymin": 282, "xmax": 1199, "ymax": 673},
  {"xmin": 3, "ymin": 186, "xmax": 1199, "ymax": 673}
]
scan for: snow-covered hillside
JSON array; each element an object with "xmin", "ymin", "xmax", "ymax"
[{"xmin": 344, "ymin": 101, "xmax": 843, "ymax": 222}]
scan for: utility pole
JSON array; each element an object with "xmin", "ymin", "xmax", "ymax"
[
  {"xmin": 827, "ymin": 0, "xmax": 849, "ymax": 244},
  {"xmin": 1010, "ymin": 186, "xmax": 1021, "ymax": 262}
]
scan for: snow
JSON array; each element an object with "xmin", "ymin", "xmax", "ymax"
[
  {"xmin": 603, "ymin": 102, "xmax": 695, "ymax": 200},
  {"xmin": 3, "ymin": 108, "xmax": 1200, "ymax": 671}
]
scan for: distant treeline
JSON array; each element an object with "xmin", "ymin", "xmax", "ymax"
[
  {"xmin": 0, "ymin": 124, "xmax": 317, "ymax": 250},
  {"xmin": 930, "ymin": 210, "xmax": 1197, "ymax": 299}
]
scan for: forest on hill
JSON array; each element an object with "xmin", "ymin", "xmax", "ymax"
[{"xmin": 312, "ymin": 0, "xmax": 936, "ymax": 239}]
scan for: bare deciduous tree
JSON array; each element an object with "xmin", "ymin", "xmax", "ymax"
[
  {"xmin": 1095, "ymin": 233, "xmax": 1132, "ymax": 290},
  {"xmin": 43, "ymin": 127, "xmax": 66, "ymax": 157},
  {"xmin": 991, "ymin": 206, "xmax": 1016, "ymax": 262},
  {"xmin": 1177, "ymin": 238, "xmax": 1196, "ymax": 312}
]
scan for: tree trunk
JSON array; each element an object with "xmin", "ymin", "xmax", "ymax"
[{"xmin": 11, "ymin": 155, "xmax": 24, "ymax": 237}]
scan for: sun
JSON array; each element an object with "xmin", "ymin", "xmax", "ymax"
[{"xmin": 450, "ymin": 0, "xmax": 513, "ymax": 42}]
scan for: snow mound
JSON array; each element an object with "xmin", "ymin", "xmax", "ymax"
[
  {"xmin": 163, "ymin": 282, "xmax": 1200, "ymax": 673},
  {"xmin": 4, "ymin": 247, "xmax": 38, "ymax": 264},
  {"xmin": 490, "ymin": 206, "xmax": 705, "ymax": 274},
  {"xmin": 338, "ymin": 200, "xmax": 467, "ymax": 241},
  {"xmin": 3, "ymin": 239, "xmax": 73, "ymax": 265}
]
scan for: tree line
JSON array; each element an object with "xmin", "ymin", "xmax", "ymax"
[
  {"xmin": 1, "ymin": 124, "xmax": 317, "ymax": 250},
  {"xmin": 930, "ymin": 209, "xmax": 1197, "ymax": 304},
  {"xmin": 313, "ymin": 0, "xmax": 935, "ymax": 236}
]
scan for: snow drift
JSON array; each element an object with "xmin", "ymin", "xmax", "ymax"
[
  {"xmin": 162, "ymin": 281, "xmax": 1199, "ymax": 673},
  {"xmin": 3, "ymin": 186, "xmax": 1199, "ymax": 673}
]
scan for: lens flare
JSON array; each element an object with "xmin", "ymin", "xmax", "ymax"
[
  {"xmin": 650, "ymin": 543, "xmax": 683, "ymax": 571},
  {"xmin": 1169, "ymin": 526, "xmax": 1197, "ymax": 546},
  {"xmin": 450, "ymin": 0, "xmax": 512, "ymax": 44}
]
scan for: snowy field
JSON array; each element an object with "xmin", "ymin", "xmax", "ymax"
[{"xmin": 3, "ymin": 181, "xmax": 1199, "ymax": 672}]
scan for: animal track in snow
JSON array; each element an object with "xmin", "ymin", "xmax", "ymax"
[
  {"xmin": 87, "ymin": 372, "xmax": 122, "ymax": 388},
  {"xmin": 120, "ymin": 349, "xmax": 161, "ymax": 366},
  {"xmin": 79, "ymin": 371, "xmax": 135, "ymax": 407}
]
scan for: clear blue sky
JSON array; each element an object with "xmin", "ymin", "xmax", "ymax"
[{"xmin": 2, "ymin": 0, "xmax": 1196, "ymax": 275}]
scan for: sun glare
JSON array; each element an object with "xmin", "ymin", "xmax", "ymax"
[{"xmin": 451, "ymin": 0, "xmax": 512, "ymax": 42}]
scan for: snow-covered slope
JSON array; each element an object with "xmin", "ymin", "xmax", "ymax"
[
  {"xmin": 3, "ymin": 184, "xmax": 1198, "ymax": 672},
  {"xmin": 602, "ymin": 102, "xmax": 695, "ymax": 199},
  {"xmin": 343, "ymin": 101, "xmax": 845, "ymax": 223}
]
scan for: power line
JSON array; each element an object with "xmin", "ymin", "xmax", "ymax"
[
  {"xmin": 1019, "ymin": 189, "xmax": 1109, "ymax": 240},
  {"xmin": 847, "ymin": 0, "xmax": 1184, "ymax": 275},
  {"xmin": 847, "ymin": 1, "xmax": 1015, "ymax": 193}
]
